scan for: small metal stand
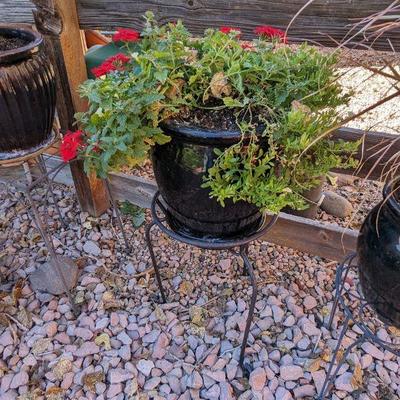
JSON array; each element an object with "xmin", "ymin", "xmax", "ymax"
[
  {"xmin": 319, "ymin": 252, "xmax": 400, "ymax": 399},
  {"xmin": 1, "ymin": 150, "xmax": 130, "ymax": 317},
  {"xmin": 145, "ymin": 191, "xmax": 278, "ymax": 370}
]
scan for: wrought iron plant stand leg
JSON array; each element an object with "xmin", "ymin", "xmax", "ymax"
[
  {"xmin": 319, "ymin": 253, "xmax": 400, "ymax": 399},
  {"xmin": 145, "ymin": 191, "xmax": 278, "ymax": 370},
  {"xmin": 2, "ymin": 154, "xmax": 132, "ymax": 317}
]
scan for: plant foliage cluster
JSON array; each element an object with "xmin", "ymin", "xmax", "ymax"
[{"xmin": 76, "ymin": 12, "xmax": 359, "ymax": 213}]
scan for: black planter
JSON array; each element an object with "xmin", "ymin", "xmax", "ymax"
[
  {"xmin": 0, "ymin": 25, "xmax": 56, "ymax": 161},
  {"xmin": 357, "ymin": 177, "xmax": 400, "ymax": 327},
  {"xmin": 151, "ymin": 122, "xmax": 263, "ymax": 239}
]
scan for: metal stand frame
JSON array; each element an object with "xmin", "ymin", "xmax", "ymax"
[
  {"xmin": 145, "ymin": 191, "xmax": 278, "ymax": 370},
  {"xmin": 2, "ymin": 154, "xmax": 130, "ymax": 317},
  {"xmin": 319, "ymin": 252, "xmax": 400, "ymax": 399}
]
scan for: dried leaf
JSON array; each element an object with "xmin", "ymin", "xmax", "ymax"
[
  {"xmin": 179, "ymin": 281, "xmax": 194, "ymax": 297},
  {"xmin": 0, "ymin": 312, "xmax": 10, "ymax": 327},
  {"xmin": 154, "ymin": 305, "xmax": 166, "ymax": 323},
  {"xmin": 83, "ymin": 221, "xmax": 92, "ymax": 229},
  {"xmin": 190, "ymin": 305, "xmax": 207, "ymax": 327},
  {"xmin": 53, "ymin": 358, "xmax": 73, "ymax": 380},
  {"xmin": 95, "ymin": 333, "xmax": 111, "ymax": 351},
  {"xmin": 75, "ymin": 257, "xmax": 87, "ymax": 269},
  {"xmin": 45, "ymin": 387, "xmax": 64, "ymax": 400},
  {"xmin": 304, "ymin": 357, "xmax": 322, "ymax": 372},
  {"xmin": 222, "ymin": 288, "xmax": 234, "ymax": 297},
  {"xmin": 17, "ymin": 307, "xmax": 33, "ymax": 329},
  {"xmin": 12, "ymin": 279, "xmax": 24, "ymax": 305},
  {"xmin": 210, "ymin": 72, "xmax": 231, "ymax": 98},
  {"xmin": 0, "ymin": 365, "xmax": 8, "ymax": 378},
  {"xmin": 32, "ymin": 338, "xmax": 51, "ymax": 356},
  {"xmin": 165, "ymin": 79, "xmax": 185, "ymax": 100},
  {"xmin": 321, "ymin": 306, "xmax": 330, "ymax": 317},
  {"xmin": 351, "ymin": 364, "xmax": 363, "ymax": 389},
  {"xmin": 74, "ymin": 291, "xmax": 85, "ymax": 305},
  {"xmin": 102, "ymin": 291, "xmax": 120, "ymax": 310},
  {"xmin": 388, "ymin": 326, "xmax": 400, "ymax": 337},
  {"xmin": 18, "ymin": 388, "xmax": 43, "ymax": 400},
  {"xmin": 83, "ymin": 371, "xmax": 105, "ymax": 392}
]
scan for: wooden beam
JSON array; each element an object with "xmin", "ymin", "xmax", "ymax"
[
  {"xmin": 1, "ymin": 155, "xmax": 357, "ymax": 262},
  {"xmin": 263, "ymin": 213, "xmax": 358, "ymax": 261},
  {"xmin": 32, "ymin": 0, "xmax": 109, "ymax": 217},
  {"xmin": 75, "ymin": 0, "xmax": 400, "ymax": 51},
  {"xmin": 332, "ymin": 127, "xmax": 400, "ymax": 181}
]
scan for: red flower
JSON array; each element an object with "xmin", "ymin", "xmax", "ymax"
[
  {"xmin": 254, "ymin": 25, "xmax": 287, "ymax": 43},
  {"xmin": 220, "ymin": 26, "xmax": 241, "ymax": 37},
  {"xmin": 113, "ymin": 28, "xmax": 140, "ymax": 43},
  {"xmin": 91, "ymin": 53, "xmax": 131, "ymax": 78},
  {"xmin": 60, "ymin": 130, "xmax": 84, "ymax": 162}
]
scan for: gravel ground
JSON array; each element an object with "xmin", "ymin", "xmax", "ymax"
[{"xmin": 1, "ymin": 182, "xmax": 400, "ymax": 400}]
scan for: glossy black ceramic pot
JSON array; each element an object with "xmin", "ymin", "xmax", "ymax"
[
  {"xmin": 0, "ymin": 25, "xmax": 56, "ymax": 161},
  {"xmin": 151, "ymin": 122, "xmax": 263, "ymax": 239},
  {"xmin": 357, "ymin": 177, "xmax": 400, "ymax": 327}
]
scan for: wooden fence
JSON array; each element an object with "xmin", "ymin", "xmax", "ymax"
[{"xmin": 2, "ymin": 0, "xmax": 400, "ymax": 261}]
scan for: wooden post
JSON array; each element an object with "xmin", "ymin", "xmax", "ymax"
[{"xmin": 32, "ymin": 0, "xmax": 109, "ymax": 217}]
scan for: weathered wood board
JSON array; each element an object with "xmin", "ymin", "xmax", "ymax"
[
  {"xmin": 0, "ymin": 155, "xmax": 358, "ymax": 261},
  {"xmin": 75, "ymin": 0, "xmax": 400, "ymax": 51},
  {"xmin": 2, "ymin": 1, "xmax": 399, "ymax": 51}
]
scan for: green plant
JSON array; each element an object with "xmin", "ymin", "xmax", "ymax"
[
  {"xmin": 120, "ymin": 201, "xmax": 145, "ymax": 228},
  {"xmin": 74, "ymin": 12, "xmax": 359, "ymax": 213}
]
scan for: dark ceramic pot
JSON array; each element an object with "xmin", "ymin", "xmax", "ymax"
[
  {"xmin": 357, "ymin": 177, "xmax": 400, "ymax": 327},
  {"xmin": 0, "ymin": 25, "xmax": 56, "ymax": 161},
  {"xmin": 151, "ymin": 122, "xmax": 263, "ymax": 239}
]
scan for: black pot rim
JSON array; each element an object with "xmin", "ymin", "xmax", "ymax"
[
  {"xmin": 0, "ymin": 24, "xmax": 42, "ymax": 64},
  {"xmin": 161, "ymin": 120, "xmax": 244, "ymax": 145},
  {"xmin": 383, "ymin": 176, "xmax": 400, "ymax": 216}
]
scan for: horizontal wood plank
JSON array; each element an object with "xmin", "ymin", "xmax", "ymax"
[
  {"xmin": 0, "ymin": 155, "xmax": 358, "ymax": 261},
  {"xmin": 75, "ymin": 0, "xmax": 400, "ymax": 51},
  {"xmin": 332, "ymin": 127, "xmax": 400, "ymax": 181},
  {"xmin": 0, "ymin": 0, "xmax": 34, "ymax": 24},
  {"xmin": 2, "ymin": 1, "xmax": 399, "ymax": 51}
]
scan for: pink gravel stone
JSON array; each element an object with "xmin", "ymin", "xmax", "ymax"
[
  {"xmin": 46, "ymin": 321, "xmax": 58, "ymax": 337},
  {"xmin": 10, "ymin": 371, "xmax": 29, "ymax": 389},
  {"xmin": 54, "ymin": 332, "xmax": 71, "ymax": 344},
  {"xmin": 0, "ymin": 330, "xmax": 13, "ymax": 347},
  {"xmin": 61, "ymin": 372, "xmax": 75, "ymax": 390},
  {"xmin": 73, "ymin": 342, "xmax": 99, "ymax": 357},
  {"xmin": 74, "ymin": 327, "xmax": 93, "ymax": 340},
  {"xmin": 249, "ymin": 367, "xmax": 267, "ymax": 392},
  {"xmin": 110, "ymin": 312, "xmax": 119, "ymax": 327}
]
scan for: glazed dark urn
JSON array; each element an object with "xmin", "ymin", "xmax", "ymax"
[
  {"xmin": 357, "ymin": 177, "xmax": 400, "ymax": 327},
  {"xmin": 151, "ymin": 122, "xmax": 262, "ymax": 239},
  {"xmin": 0, "ymin": 25, "xmax": 56, "ymax": 161}
]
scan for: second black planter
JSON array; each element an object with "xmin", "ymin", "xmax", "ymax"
[
  {"xmin": 357, "ymin": 177, "xmax": 400, "ymax": 327},
  {"xmin": 151, "ymin": 122, "xmax": 262, "ymax": 239},
  {"xmin": 0, "ymin": 25, "xmax": 56, "ymax": 161}
]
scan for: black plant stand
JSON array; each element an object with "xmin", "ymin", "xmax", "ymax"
[
  {"xmin": 1, "ymin": 153, "xmax": 130, "ymax": 316},
  {"xmin": 145, "ymin": 191, "xmax": 278, "ymax": 369},
  {"xmin": 319, "ymin": 252, "xmax": 400, "ymax": 399}
]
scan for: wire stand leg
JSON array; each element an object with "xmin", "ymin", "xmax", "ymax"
[
  {"xmin": 239, "ymin": 244, "xmax": 257, "ymax": 372},
  {"xmin": 25, "ymin": 187, "xmax": 78, "ymax": 317},
  {"xmin": 327, "ymin": 266, "xmax": 351, "ymax": 330},
  {"xmin": 145, "ymin": 222, "xmax": 167, "ymax": 304},
  {"xmin": 104, "ymin": 178, "xmax": 131, "ymax": 251},
  {"xmin": 318, "ymin": 315, "xmax": 364, "ymax": 399},
  {"xmin": 37, "ymin": 155, "xmax": 66, "ymax": 229}
]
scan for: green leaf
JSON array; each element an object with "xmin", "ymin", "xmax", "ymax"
[{"xmin": 222, "ymin": 97, "xmax": 243, "ymax": 107}]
